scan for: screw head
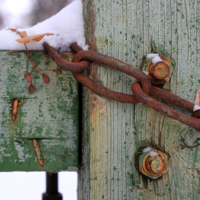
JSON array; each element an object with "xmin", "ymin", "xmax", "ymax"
[
  {"xmin": 149, "ymin": 62, "xmax": 170, "ymax": 80},
  {"xmin": 138, "ymin": 147, "xmax": 169, "ymax": 179},
  {"xmin": 144, "ymin": 54, "xmax": 173, "ymax": 85}
]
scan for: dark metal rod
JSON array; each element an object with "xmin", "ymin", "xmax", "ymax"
[
  {"xmin": 42, "ymin": 172, "xmax": 62, "ymax": 200},
  {"xmin": 46, "ymin": 172, "xmax": 58, "ymax": 195}
]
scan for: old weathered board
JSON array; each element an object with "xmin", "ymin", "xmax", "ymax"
[
  {"xmin": 79, "ymin": 0, "xmax": 200, "ymax": 199},
  {"xmin": 0, "ymin": 51, "xmax": 78, "ymax": 171}
]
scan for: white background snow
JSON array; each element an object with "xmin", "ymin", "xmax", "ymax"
[
  {"xmin": 0, "ymin": 172, "xmax": 77, "ymax": 200},
  {"xmin": 0, "ymin": 0, "xmax": 79, "ymax": 199}
]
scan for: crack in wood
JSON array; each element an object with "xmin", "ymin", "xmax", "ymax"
[{"xmin": 179, "ymin": 137, "xmax": 200, "ymax": 151}]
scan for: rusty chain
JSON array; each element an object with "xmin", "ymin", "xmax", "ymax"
[{"xmin": 43, "ymin": 42, "xmax": 200, "ymax": 132}]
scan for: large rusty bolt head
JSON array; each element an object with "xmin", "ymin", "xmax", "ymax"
[
  {"xmin": 138, "ymin": 147, "xmax": 169, "ymax": 179},
  {"xmin": 149, "ymin": 62, "xmax": 170, "ymax": 80},
  {"xmin": 145, "ymin": 54, "xmax": 173, "ymax": 85}
]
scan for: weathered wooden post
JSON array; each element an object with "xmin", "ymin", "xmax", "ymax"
[{"xmin": 79, "ymin": 0, "xmax": 200, "ymax": 199}]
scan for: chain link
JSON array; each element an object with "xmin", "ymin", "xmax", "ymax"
[{"xmin": 43, "ymin": 42, "xmax": 200, "ymax": 132}]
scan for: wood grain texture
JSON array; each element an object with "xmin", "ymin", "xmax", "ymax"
[
  {"xmin": 0, "ymin": 51, "xmax": 78, "ymax": 171},
  {"xmin": 80, "ymin": 0, "xmax": 200, "ymax": 199}
]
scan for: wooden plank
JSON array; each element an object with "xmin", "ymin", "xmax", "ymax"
[
  {"xmin": 80, "ymin": 0, "xmax": 200, "ymax": 199},
  {"xmin": 0, "ymin": 51, "xmax": 78, "ymax": 171},
  {"xmin": 0, "ymin": 98, "xmax": 77, "ymax": 139},
  {"xmin": 0, "ymin": 138, "xmax": 78, "ymax": 171}
]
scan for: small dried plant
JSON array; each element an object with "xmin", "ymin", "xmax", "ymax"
[{"xmin": 10, "ymin": 29, "xmax": 62, "ymax": 93}]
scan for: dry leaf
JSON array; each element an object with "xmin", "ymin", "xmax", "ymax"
[
  {"xmin": 20, "ymin": 31, "xmax": 28, "ymax": 38},
  {"xmin": 8, "ymin": 29, "xmax": 27, "ymax": 37},
  {"xmin": 16, "ymin": 33, "xmax": 54, "ymax": 43},
  {"xmin": 10, "ymin": 29, "xmax": 17, "ymax": 32},
  {"xmin": 9, "ymin": 29, "xmax": 53, "ymax": 42}
]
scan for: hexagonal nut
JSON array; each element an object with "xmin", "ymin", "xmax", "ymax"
[{"xmin": 138, "ymin": 147, "xmax": 169, "ymax": 179}]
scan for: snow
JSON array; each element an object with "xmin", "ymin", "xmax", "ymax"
[
  {"xmin": 0, "ymin": 0, "xmax": 88, "ymax": 52},
  {"xmin": 146, "ymin": 53, "xmax": 162, "ymax": 64},
  {"xmin": 150, "ymin": 151, "xmax": 159, "ymax": 157},
  {"xmin": 146, "ymin": 53, "xmax": 159, "ymax": 58},
  {"xmin": 152, "ymin": 55, "xmax": 162, "ymax": 64},
  {"xmin": 143, "ymin": 147, "xmax": 151, "ymax": 153},
  {"xmin": 193, "ymin": 105, "xmax": 200, "ymax": 112},
  {"xmin": 143, "ymin": 147, "xmax": 159, "ymax": 157},
  {"xmin": 143, "ymin": 71, "xmax": 149, "ymax": 75}
]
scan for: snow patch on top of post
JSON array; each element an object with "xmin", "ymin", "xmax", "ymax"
[{"xmin": 0, "ymin": 0, "xmax": 88, "ymax": 52}]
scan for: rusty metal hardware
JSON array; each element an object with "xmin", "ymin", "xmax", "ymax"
[
  {"xmin": 44, "ymin": 42, "xmax": 151, "ymax": 103},
  {"xmin": 32, "ymin": 139, "xmax": 44, "ymax": 166},
  {"xmin": 12, "ymin": 99, "xmax": 19, "ymax": 121},
  {"xmin": 72, "ymin": 50, "xmax": 151, "ymax": 96},
  {"xmin": 138, "ymin": 147, "xmax": 169, "ymax": 179},
  {"xmin": 43, "ymin": 43, "xmax": 90, "ymax": 73},
  {"xmin": 43, "ymin": 42, "xmax": 200, "ymax": 132},
  {"xmin": 143, "ymin": 54, "xmax": 174, "ymax": 85},
  {"xmin": 132, "ymin": 82, "xmax": 200, "ymax": 131}
]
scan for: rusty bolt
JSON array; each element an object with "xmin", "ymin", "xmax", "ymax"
[
  {"xmin": 138, "ymin": 147, "xmax": 169, "ymax": 179},
  {"xmin": 149, "ymin": 62, "xmax": 170, "ymax": 80},
  {"xmin": 144, "ymin": 54, "xmax": 173, "ymax": 85}
]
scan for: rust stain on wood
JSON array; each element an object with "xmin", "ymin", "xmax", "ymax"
[
  {"xmin": 150, "ymin": 109, "xmax": 156, "ymax": 141},
  {"xmin": 7, "ymin": 51, "xmax": 20, "ymax": 55},
  {"xmin": 89, "ymin": 90, "xmax": 108, "ymax": 113},
  {"xmin": 89, "ymin": 0, "xmax": 97, "ymax": 52},
  {"xmin": 88, "ymin": 0, "xmax": 100, "ymax": 114},
  {"xmin": 88, "ymin": 0, "xmax": 98, "ymax": 85},
  {"xmin": 159, "ymin": 116, "xmax": 166, "ymax": 147}
]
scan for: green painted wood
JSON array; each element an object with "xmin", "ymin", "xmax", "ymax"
[
  {"xmin": 80, "ymin": 0, "xmax": 200, "ymax": 199},
  {"xmin": 0, "ymin": 51, "xmax": 78, "ymax": 171}
]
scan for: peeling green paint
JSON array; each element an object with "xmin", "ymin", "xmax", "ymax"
[{"xmin": 0, "ymin": 51, "xmax": 78, "ymax": 171}]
